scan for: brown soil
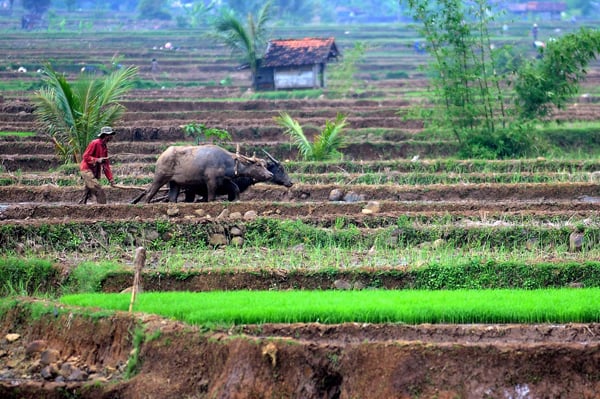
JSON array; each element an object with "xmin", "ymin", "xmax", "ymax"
[
  {"xmin": 1, "ymin": 182, "xmax": 599, "ymax": 211},
  {"xmin": 2, "ymin": 30, "xmax": 600, "ymax": 398},
  {"xmin": 1, "ymin": 302, "xmax": 599, "ymax": 399}
]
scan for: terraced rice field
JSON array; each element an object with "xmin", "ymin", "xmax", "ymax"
[{"xmin": 1, "ymin": 20, "xmax": 600, "ymax": 398}]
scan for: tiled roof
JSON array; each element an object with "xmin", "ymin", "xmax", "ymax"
[{"xmin": 261, "ymin": 37, "xmax": 339, "ymax": 68}]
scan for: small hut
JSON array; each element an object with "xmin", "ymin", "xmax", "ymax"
[{"xmin": 253, "ymin": 37, "xmax": 340, "ymax": 90}]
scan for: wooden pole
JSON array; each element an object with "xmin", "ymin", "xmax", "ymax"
[{"xmin": 129, "ymin": 247, "xmax": 146, "ymax": 313}]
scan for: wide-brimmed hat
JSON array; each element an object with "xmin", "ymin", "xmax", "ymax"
[{"xmin": 97, "ymin": 126, "xmax": 115, "ymax": 137}]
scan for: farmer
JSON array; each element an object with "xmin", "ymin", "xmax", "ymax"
[
  {"xmin": 79, "ymin": 126, "xmax": 115, "ymax": 204},
  {"xmin": 532, "ymin": 23, "xmax": 539, "ymax": 41}
]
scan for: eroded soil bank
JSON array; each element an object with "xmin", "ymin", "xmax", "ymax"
[{"xmin": 1, "ymin": 302, "xmax": 599, "ymax": 399}]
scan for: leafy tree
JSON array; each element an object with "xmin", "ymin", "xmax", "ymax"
[
  {"xmin": 401, "ymin": 0, "xmax": 600, "ymax": 159},
  {"xmin": 272, "ymin": 0, "xmax": 316, "ymax": 23},
  {"xmin": 22, "ymin": 0, "xmax": 51, "ymax": 15},
  {"xmin": 274, "ymin": 111, "xmax": 348, "ymax": 161},
  {"xmin": 181, "ymin": 0, "xmax": 217, "ymax": 28},
  {"xmin": 208, "ymin": 0, "xmax": 272, "ymax": 89},
  {"xmin": 138, "ymin": 0, "xmax": 171, "ymax": 20},
  {"xmin": 514, "ymin": 28, "xmax": 600, "ymax": 120},
  {"xmin": 183, "ymin": 122, "xmax": 231, "ymax": 145},
  {"xmin": 327, "ymin": 42, "xmax": 366, "ymax": 98},
  {"xmin": 33, "ymin": 63, "xmax": 138, "ymax": 163}
]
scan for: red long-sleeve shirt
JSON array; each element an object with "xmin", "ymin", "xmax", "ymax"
[{"xmin": 80, "ymin": 138, "xmax": 113, "ymax": 182}]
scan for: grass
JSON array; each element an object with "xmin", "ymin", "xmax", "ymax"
[
  {"xmin": 60, "ymin": 288, "xmax": 600, "ymax": 324},
  {"xmin": 0, "ymin": 131, "xmax": 37, "ymax": 137}
]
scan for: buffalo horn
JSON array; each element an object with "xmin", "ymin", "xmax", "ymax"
[{"xmin": 261, "ymin": 149, "xmax": 279, "ymax": 164}]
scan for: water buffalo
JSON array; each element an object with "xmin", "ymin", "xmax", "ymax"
[
  {"xmin": 134, "ymin": 145, "xmax": 273, "ymax": 203},
  {"xmin": 177, "ymin": 150, "xmax": 293, "ymax": 202}
]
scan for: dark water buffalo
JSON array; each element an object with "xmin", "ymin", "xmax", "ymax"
[
  {"xmin": 133, "ymin": 145, "xmax": 273, "ymax": 203},
  {"xmin": 178, "ymin": 150, "xmax": 293, "ymax": 202}
]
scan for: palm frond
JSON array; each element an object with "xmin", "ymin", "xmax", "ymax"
[
  {"xmin": 33, "ymin": 62, "xmax": 136, "ymax": 163},
  {"xmin": 274, "ymin": 112, "xmax": 313, "ymax": 160},
  {"xmin": 99, "ymin": 65, "xmax": 138, "ymax": 106},
  {"xmin": 314, "ymin": 113, "xmax": 348, "ymax": 160}
]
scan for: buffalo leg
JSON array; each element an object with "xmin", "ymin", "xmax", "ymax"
[
  {"xmin": 223, "ymin": 181, "xmax": 240, "ymax": 201},
  {"xmin": 168, "ymin": 181, "xmax": 181, "ymax": 203},
  {"xmin": 183, "ymin": 187, "xmax": 197, "ymax": 203},
  {"xmin": 145, "ymin": 177, "xmax": 169, "ymax": 203}
]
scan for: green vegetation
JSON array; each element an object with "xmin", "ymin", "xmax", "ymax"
[
  {"xmin": 64, "ymin": 261, "xmax": 124, "ymax": 293},
  {"xmin": 32, "ymin": 62, "xmax": 138, "ymax": 163},
  {"xmin": 250, "ymin": 89, "xmax": 323, "ymax": 100},
  {"xmin": 0, "ymin": 131, "xmax": 36, "ymax": 137},
  {"xmin": 274, "ymin": 111, "xmax": 348, "ymax": 161},
  {"xmin": 183, "ymin": 123, "xmax": 231, "ymax": 145},
  {"xmin": 0, "ymin": 257, "xmax": 58, "ymax": 296},
  {"xmin": 61, "ymin": 288, "xmax": 600, "ymax": 324},
  {"xmin": 327, "ymin": 42, "xmax": 367, "ymax": 98},
  {"xmin": 403, "ymin": 0, "xmax": 600, "ymax": 159},
  {"xmin": 515, "ymin": 29, "xmax": 600, "ymax": 119},
  {"xmin": 207, "ymin": 1, "xmax": 272, "ymax": 89}
]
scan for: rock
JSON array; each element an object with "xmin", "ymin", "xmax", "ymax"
[
  {"xmin": 328, "ymin": 189, "xmax": 344, "ymax": 201},
  {"xmin": 230, "ymin": 236, "xmax": 244, "ymax": 246},
  {"xmin": 209, "ymin": 234, "xmax": 227, "ymax": 246},
  {"xmin": 333, "ymin": 279, "xmax": 352, "ymax": 290},
  {"xmin": 25, "ymin": 340, "xmax": 48, "ymax": 357},
  {"xmin": 362, "ymin": 201, "xmax": 380, "ymax": 214},
  {"xmin": 243, "ymin": 210, "xmax": 258, "ymax": 220},
  {"xmin": 66, "ymin": 367, "xmax": 88, "ymax": 381},
  {"xmin": 59, "ymin": 362, "xmax": 74, "ymax": 378},
  {"xmin": 166, "ymin": 206, "xmax": 179, "ymax": 216},
  {"xmin": 230, "ymin": 226, "xmax": 244, "ymax": 236},
  {"xmin": 40, "ymin": 364, "xmax": 59, "ymax": 380},
  {"xmin": 569, "ymin": 231, "xmax": 584, "ymax": 252},
  {"xmin": 262, "ymin": 342, "xmax": 277, "ymax": 367},
  {"xmin": 431, "ymin": 238, "xmax": 446, "ymax": 249},
  {"xmin": 216, "ymin": 209, "xmax": 229, "ymax": 220},
  {"xmin": 568, "ymin": 282, "xmax": 584, "ymax": 288},
  {"xmin": 5, "ymin": 333, "xmax": 20, "ymax": 342},
  {"xmin": 229, "ymin": 211, "xmax": 242, "ymax": 219},
  {"xmin": 344, "ymin": 191, "xmax": 364, "ymax": 202},
  {"xmin": 591, "ymin": 171, "xmax": 600, "ymax": 183},
  {"xmin": 145, "ymin": 230, "xmax": 159, "ymax": 241},
  {"xmin": 27, "ymin": 359, "xmax": 42, "ymax": 373},
  {"xmin": 353, "ymin": 281, "xmax": 366, "ymax": 290},
  {"xmin": 194, "ymin": 209, "xmax": 206, "ymax": 217},
  {"xmin": 40, "ymin": 349, "xmax": 60, "ymax": 366}
]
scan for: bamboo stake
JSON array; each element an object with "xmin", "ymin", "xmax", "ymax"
[{"xmin": 129, "ymin": 247, "xmax": 146, "ymax": 313}]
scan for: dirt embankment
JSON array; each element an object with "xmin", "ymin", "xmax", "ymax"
[{"xmin": 1, "ymin": 302, "xmax": 599, "ymax": 399}]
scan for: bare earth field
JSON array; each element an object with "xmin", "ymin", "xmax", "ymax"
[{"xmin": 1, "ymin": 25, "xmax": 600, "ymax": 398}]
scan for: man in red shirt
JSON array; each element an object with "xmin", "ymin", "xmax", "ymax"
[{"xmin": 79, "ymin": 126, "xmax": 115, "ymax": 204}]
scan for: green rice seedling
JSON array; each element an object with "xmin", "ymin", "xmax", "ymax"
[
  {"xmin": 0, "ymin": 131, "xmax": 36, "ymax": 137},
  {"xmin": 61, "ymin": 288, "xmax": 600, "ymax": 325}
]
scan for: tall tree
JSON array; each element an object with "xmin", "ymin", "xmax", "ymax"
[
  {"xmin": 22, "ymin": 0, "xmax": 51, "ymax": 15},
  {"xmin": 33, "ymin": 63, "xmax": 138, "ymax": 163},
  {"xmin": 138, "ymin": 0, "xmax": 171, "ymax": 20},
  {"xmin": 208, "ymin": 0, "xmax": 272, "ymax": 89}
]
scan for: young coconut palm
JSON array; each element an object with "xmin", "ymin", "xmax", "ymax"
[
  {"xmin": 33, "ymin": 63, "xmax": 138, "ymax": 163},
  {"xmin": 275, "ymin": 111, "xmax": 348, "ymax": 161},
  {"xmin": 207, "ymin": 1, "xmax": 272, "ymax": 89}
]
